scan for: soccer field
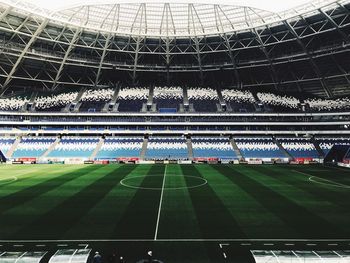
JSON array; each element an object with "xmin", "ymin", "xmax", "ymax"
[{"xmin": 0, "ymin": 164, "xmax": 349, "ymax": 262}]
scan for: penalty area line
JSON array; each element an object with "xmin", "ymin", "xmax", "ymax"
[{"xmin": 154, "ymin": 164, "xmax": 167, "ymax": 240}]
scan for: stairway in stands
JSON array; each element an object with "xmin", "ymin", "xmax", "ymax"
[
  {"xmin": 102, "ymin": 87, "xmax": 120, "ymax": 112},
  {"xmin": 216, "ymin": 87, "xmax": 226, "ymax": 112},
  {"xmin": 273, "ymin": 137, "xmax": 293, "ymax": 160},
  {"xmin": 6, "ymin": 136, "xmax": 21, "ymax": 158},
  {"xmin": 41, "ymin": 137, "xmax": 60, "ymax": 158},
  {"xmin": 311, "ymin": 137, "xmax": 325, "ymax": 159},
  {"xmin": 64, "ymin": 88, "xmax": 86, "ymax": 112},
  {"xmin": 23, "ymin": 91, "xmax": 38, "ymax": 111},
  {"xmin": 140, "ymin": 137, "xmax": 149, "ymax": 160},
  {"xmin": 230, "ymin": 138, "xmax": 243, "ymax": 159},
  {"xmin": 90, "ymin": 137, "xmax": 105, "ymax": 160},
  {"xmin": 187, "ymin": 137, "xmax": 194, "ymax": 160},
  {"xmin": 146, "ymin": 86, "xmax": 155, "ymax": 112}
]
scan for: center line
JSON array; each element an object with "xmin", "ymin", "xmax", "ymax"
[{"xmin": 154, "ymin": 164, "xmax": 167, "ymax": 240}]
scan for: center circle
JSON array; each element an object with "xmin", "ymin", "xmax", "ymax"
[{"xmin": 120, "ymin": 175, "xmax": 207, "ymax": 190}]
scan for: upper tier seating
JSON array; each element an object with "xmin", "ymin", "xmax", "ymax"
[
  {"xmin": 315, "ymin": 137, "xmax": 350, "ymax": 155},
  {"xmin": 188, "ymin": 88, "xmax": 219, "ymax": 112},
  {"xmin": 192, "ymin": 137, "xmax": 236, "ymax": 159},
  {"xmin": 12, "ymin": 137, "xmax": 56, "ymax": 158},
  {"xmin": 0, "ymin": 137, "xmax": 15, "ymax": 155},
  {"xmin": 117, "ymin": 87, "xmax": 148, "ymax": 112},
  {"xmin": 257, "ymin": 92, "xmax": 300, "ymax": 111},
  {"xmin": 305, "ymin": 98, "xmax": 350, "ymax": 111},
  {"xmin": 0, "ymin": 97, "xmax": 28, "ymax": 111},
  {"xmin": 35, "ymin": 92, "xmax": 78, "ymax": 111},
  {"xmin": 153, "ymin": 86, "xmax": 183, "ymax": 112},
  {"xmin": 96, "ymin": 137, "xmax": 143, "ymax": 159},
  {"xmin": 48, "ymin": 137, "xmax": 99, "ymax": 158},
  {"xmin": 1, "ymin": 88, "xmax": 350, "ymax": 113},
  {"xmin": 235, "ymin": 137, "xmax": 285, "ymax": 159},
  {"xmin": 278, "ymin": 138, "xmax": 319, "ymax": 158},
  {"xmin": 146, "ymin": 137, "xmax": 188, "ymax": 159},
  {"xmin": 80, "ymin": 88, "xmax": 114, "ymax": 112},
  {"xmin": 222, "ymin": 89, "xmax": 256, "ymax": 112}
]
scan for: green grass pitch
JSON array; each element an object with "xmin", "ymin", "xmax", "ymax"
[{"xmin": 0, "ymin": 163, "xmax": 349, "ymax": 262}]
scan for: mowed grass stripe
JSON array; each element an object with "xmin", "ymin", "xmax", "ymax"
[
  {"xmin": 241, "ymin": 165, "xmax": 350, "ymax": 233},
  {"xmin": 0, "ymin": 165, "xmax": 115, "ymax": 238},
  {"xmin": 254, "ymin": 165, "xmax": 350, "ymax": 212},
  {"xmin": 0, "ymin": 164, "xmax": 69, "ymax": 189},
  {"xmin": 156, "ymin": 164, "xmax": 203, "ymax": 239},
  {"xmin": 0, "ymin": 165, "xmax": 84, "ymax": 195},
  {"xmin": 220, "ymin": 165, "xmax": 345, "ymax": 239},
  {"xmin": 293, "ymin": 165, "xmax": 350, "ymax": 184},
  {"xmin": 181, "ymin": 165, "xmax": 247, "ymax": 239},
  {"xmin": 10, "ymin": 164, "xmax": 134, "ymax": 239},
  {"xmin": 63, "ymin": 164, "xmax": 155, "ymax": 239},
  {"xmin": 111, "ymin": 164, "xmax": 166, "ymax": 239},
  {"xmin": 198, "ymin": 165, "xmax": 296, "ymax": 239},
  {"xmin": 0, "ymin": 165, "xmax": 103, "ymax": 213},
  {"xmin": 245, "ymin": 165, "xmax": 350, "ymax": 220}
]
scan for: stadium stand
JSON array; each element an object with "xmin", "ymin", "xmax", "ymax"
[
  {"xmin": 80, "ymin": 88, "xmax": 114, "ymax": 112},
  {"xmin": 117, "ymin": 87, "xmax": 149, "ymax": 112},
  {"xmin": 0, "ymin": 96, "xmax": 28, "ymax": 111},
  {"xmin": 192, "ymin": 137, "xmax": 236, "ymax": 159},
  {"xmin": 1, "ymin": 87, "xmax": 350, "ymax": 113},
  {"xmin": 12, "ymin": 136, "xmax": 56, "ymax": 158},
  {"xmin": 315, "ymin": 137, "xmax": 350, "ymax": 156},
  {"xmin": 0, "ymin": 137, "xmax": 15, "ymax": 157},
  {"xmin": 188, "ymin": 88, "xmax": 219, "ymax": 112},
  {"xmin": 96, "ymin": 137, "xmax": 143, "ymax": 159},
  {"xmin": 257, "ymin": 92, "xmax": 300, "ymax": 111},
  {"xmin": 235, "ymin": 137, "xmax": 286, "ymax": 159},
  {"xmin": 305, "ymin": 97, "xmax": 350, "ymax": 111},
  {"xmin": 222, "ymin": 89, "xmax": 256, "ymax": 112},
  {"xmin": 48, "ymin": 137, "xmax": 99, "ymax": 159},
  {"xmin": 153, "ymin": 86, "xmax": 183, "ymax": 112},
  {"xmin": 145, "ymin": 137, "xmax": 188, "ymax": 160},
  {"xmin": 277, "ymin": 137, "xmax": 319, "ymax": 159},
  {"xmin": 35, "ymin": 92, "xmax": 78, "ymax": 111}
]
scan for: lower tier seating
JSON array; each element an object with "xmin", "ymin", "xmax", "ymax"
[
  {"xmin": 0, "ymin": 137, "xmax": 15, "ymax": 156},
  {"xmin": 96, "ymin": 137, "xmax": 143, "ymax": 159},
  {"xmin": 235, "ymin": 138, "xmax": 285, "ymax": 159},
  {"xmin": 315, "ymin": 137, "xmax": 350, "ymax": 155},
  {"xmin": 145, "ymin": 137, "xmax": 188, "ymax": 159},
  {"xmin": 278, "ymin": 138, "xmax": 319, "ymax": 158},
  {"xmin": 48, "ymin": 137, "xmax": 99, "ymax": 158},
  {"xmin": 12, "ymin": 137, "xmax": 56, "ymax": 158},
  {"xmin": 192, "ymin": 137, "xmax": 236, "ymax": 159}
]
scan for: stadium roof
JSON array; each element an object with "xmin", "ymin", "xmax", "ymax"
[{"xmin": 0, "ymin": 0, "xmax": 342, "ymax": 37}]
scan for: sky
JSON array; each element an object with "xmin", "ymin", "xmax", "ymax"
[{"xmin": 21, "ymin": 0, "xmax": 313, "ymax": 12}]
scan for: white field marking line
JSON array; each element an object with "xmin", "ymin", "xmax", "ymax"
[
  {"xmin": 1, "ymin": 239, "xmax": 350, "ymax": 242},
  {"xmin": 154, "ymin": 165, "xmax": 167, "ymax": 240},
  {"xmin": 309, "ymin": 176, "xmax": 350, "ymax": 189},
  {"xmin": 293, "ymin": 170, "xmax": 350, "ymax": 189},
  {"xmin": 78, "ymin": 244, "xmax": 89, "ymax": 249},
  {"xmin": 0, "ymin": 176, "xmax": 17, "ymax": 185},
  {"xmin": 120, "ymin": 175, "xmax": 207, "ymax": 190},
  {"xmin": 219, "ymin": 243, "xmax": 229, "ymax": 249}
]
